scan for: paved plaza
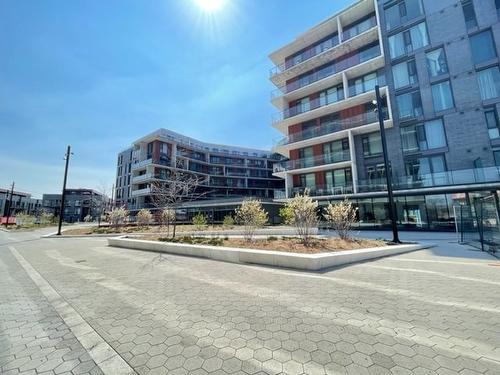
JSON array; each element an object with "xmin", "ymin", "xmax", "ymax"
[{"xmin": 1, "ymin": 228, "xmax": 499, "ymax": 375}]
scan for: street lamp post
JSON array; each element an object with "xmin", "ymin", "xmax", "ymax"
[
  {"xmin": 57, "ymin": 145, "xmax": 72, "ymax": 236},
  {"xmin": 374, "ymin": 85, "xmax": 400, "ymax": 243}
]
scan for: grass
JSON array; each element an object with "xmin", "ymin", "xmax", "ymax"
[{"xmin": 139, "ymin": 235, "xmax": 387, "ymax": 254}]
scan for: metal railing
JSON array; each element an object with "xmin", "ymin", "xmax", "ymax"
[
  {"xmin": 273, "ymin": 150, "xmax": 350, "ymax": 172},
  {"xmin": 275, "ymin": 109, "xmax": 387, "ymax": 146},
  {"xmin": 289, "ymin": 185, "xmax": 354, "ymax": 198},
  {"xmin": 271, "ymin": 44, "xmax": 381, "ymax": 98}
]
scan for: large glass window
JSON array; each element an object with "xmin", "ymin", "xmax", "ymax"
[
  {"xmin": 396, "ymin": 91, "xmax": 423, "ymax": 119},
  {"xmin": 431, "ymin": 81, "xmax": 454, "ymax": 111},
  {"xmin": 426, "ymin": 48, "xmax": 448, "ymax": 77},
  {"xmin": 494, "ymin": 149, "xmax": 500, "ymax": 166},
  {"xmin": 388, "ymin": 22, "xmax": 429, "ymax": 59},
  {"xmin": 323, "ymin": 139, "xmax": 349, "ymax": 163},
  {"xmin": 477, "ymin": 66, "xmax": 500, "ymax": 100},
  {"xmin": 325, "ymin": 168, "xmax": 352, "ymax": 188},
  {"xmin": 405, "ymin": 155, "xmax": 447, "ymax": 183},
  {"xmin": 400, "ymin": 119, "xmax": 447, "ymax": 152},
  {"xmin": 349, "ymin": 71, "xmax": 380, "ymax": 97},
  {"xmin": 470, "ymin": 30, "xmax": 497, "ymax": 65},
  {"xmin": 392, "ymin": 60, "xmax": 418, "ymax": 89},
  {"xmin": 485, "ymin": 108, "xmax": 500, "ymax": 139},
  {"xmin": 362, "ymin": 132, "xmax": 382, "ymax": 157},
  {"xmin": 461, "ymin": 0, "xmax": 477, "ymax": 29},
  {"xmin": 385, "ymin": 0, "xmax": 424, "ymax": 30}
]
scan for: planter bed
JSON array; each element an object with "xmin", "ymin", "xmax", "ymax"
[{"xmin": 108, "ymin": 236, "xmax": 431, "ymax": 271}]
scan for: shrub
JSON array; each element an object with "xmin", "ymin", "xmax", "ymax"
[
  {"xmin": 136, "ymin": 209, "xmax": 152, "ymax": 227},
  {"xmin": 278, "ymin": 206, "xmax": 293, "ymax": 225},
  {"xmin": 222, "ymin": 214, "xmax": 234, "ymax": 227},
  {"xmin": 16, "ymin": 213, "xmax": 35, "ymax": 227},
  {"xmin": 192, "ymin": 213, "xmax": 207, "ymax": 231},
  {"xmin": 284, "ymin": 189, "xmax": 318, "ymax": 245},
  {"xmin": 40, "ymin": 211, "xmax": 54, "ymax": 225},
  {"xmin": 323, "ymin": 199, "xmax": 358, "ymax": 240},
  {"xmin": 235, "ymin": 199, "xmax": 268, "ymax": 242},
  {"xmin": 267, "ymin": 236, "xmax": 278, "ymax": 241},
  {"xmin": 109, "ymin": 207, "xmax": 128, "ymax": 227}
]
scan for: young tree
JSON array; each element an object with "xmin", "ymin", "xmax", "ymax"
[
  {"xmin": 137, "ymin": 209, "xmax": 153, "ymax": 227},
  {"xmin": 109, "ymin": 207, "xmax": 128, "ymax": 228},
  {"xmin": 150, "ymin": 162, "xmax": 209, "ymax": 238},
  {"xmin": 278, "ymin": 205, "xmax": 294, "ymax": 225},
  {"xmin": 284, "ymin": 189, "xmax": 318, "ymax": 245},
  {"xmin": 192, "ymin": 213, "xmax": 207, "ymax": 231},
  {"xmin": 235, "ymin": 199, "xmax": 268, "ymax": 242},
  {"xmin": 158, "ymin": 208, "xmax": 175, "ymax": 235},
  {"xmin": 323, "ymin": 199, "xmax": 358, "ymax": 240}
]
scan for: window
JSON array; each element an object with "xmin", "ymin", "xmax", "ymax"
[
  {"xmin": 319, "ymin": 84, "xmax": 344, "ymax": 106},
  {"xmin": 385, "ymin": 0, "xmax": 424, "ymax": 30},
  {"xmin": 349, "ymin": 72, "xmax": 379, "ymax": 96},
  {"xmin": 461, "ymin": 0, "xmax": 477, "ymax": 30},
  {"xmin": 496, "ymin": 0, "xmax": 500, "ymax": 18},
  {"xmin": 323, "ymin": 139, "xmax": 349, "ymax": 163},
  {"xmin": 477, "ymin": 66, "xmax": 500, "ymax": 100},
  {"xmin": 396, "ymin": 91, "xmax": 423, "ymax": 119},
  {"xmin": 388, "ymin": 22, "xmax": 429, "ymax": 59},
  {"xmin": 401, "ymin": 119, "xmax": 447, "ymax": 152},
  {"xmin": 362, "ymin": 132, "xmax": 383, "ymax": 157},
  {"xmin": 470, "ymin": 30, "xmax": 497, "ymax": 65},
  {"xmin": 366, "ymin": 164, "xmax": 386, "ymax": 182},
  {"xmin": 426, "ymin": 48, "xmax": 448, "ymax": 77},
  {"xmin": 485, "ymin": 108, "xmax": 500, "ymax": 139},
  {"xmin": 325, "ymin": 168, "xmax": 352, "ymax": 188},
  {"xmin": 405, "ymin": 155, "xmax": 446, "ymax": 179},
  {"xmin": 431, "ymin": 81, "xmax": 454, "ymax": 111},
  {"xmin": 147, "ymin": 142, "xmax": 153, "ymax": 158},
  {"xmin": 392, "ymin": 60, "xmax": 418, "ymax": 89},
  {"xmin": 299, "ymin": 173, "xmax": 316, "ymax": 188},
  {"xmin": 494, "ymin": 149, "xmax": 500, "ymax": 166}
]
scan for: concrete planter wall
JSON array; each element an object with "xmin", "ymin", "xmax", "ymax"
[{"xmin": 108, "ymin": 237, "xmax": 430, "ymax": 271}]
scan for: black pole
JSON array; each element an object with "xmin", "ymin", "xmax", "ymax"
[
  {"xmin": 57, "ymin": 145, "xmax": 71, "ymax": 235},
  {"xmin": 375, "ymin": 85, "xmax": 400, "ymax": 243},
  {"xmin": 4, "ymin": 182, "xmax": 15, "ymax": 228}
]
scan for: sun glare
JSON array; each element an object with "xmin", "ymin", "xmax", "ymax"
[{"xmin": 194, "ymin": 0, "xmax": 226, "ymax": 13}]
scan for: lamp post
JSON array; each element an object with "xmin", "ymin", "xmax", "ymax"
[
  {"xmin": 374, "ymin": 85, "xmax": 400, "ymax": 243},
  {"xmin": 57, "ymin": 146, "xmax": 72, "ymax": 236},
  {"xmin": 4, "ymin": 182, "xmax": 15, "ymax": 228}
]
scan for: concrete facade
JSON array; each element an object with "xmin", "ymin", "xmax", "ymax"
[{"xmin": 42, "ymin": 189, "xmax": 106, "ymax": 223}]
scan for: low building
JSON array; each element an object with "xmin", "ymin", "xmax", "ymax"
[
  {"xmin": 0, "ymin": 188, "xmax": 42, "ymax": 217},
  {"xmin": 42, "ymin": 189, "xmax": 106, "ymax": 223}
]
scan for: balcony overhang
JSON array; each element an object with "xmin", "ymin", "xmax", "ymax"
[
  {"xmin": 271, "ymin": 54, "xmax": 385, "ymax": 110},
  {"xmin": 270, "ymin": 27, "xmax": 380, "ymax": 87},
  {"xmin": 273, "ymin": 160, "xmax": 352, "ymax": 178}
]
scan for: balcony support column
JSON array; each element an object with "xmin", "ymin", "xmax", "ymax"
[
  {"xmin": 337, "ymin": 17, "xmax": 343, "ymax": 44},
  {"xmin": 285, "ymin": 173, "xmax": 293, "ymax": 199},
  {"xmin": 172, "ymin": 143, "xmax": 177, "ymax": 167},
  {"xmin": 348, "ymin": 130, "xmax": 358, "ymax": 194}
]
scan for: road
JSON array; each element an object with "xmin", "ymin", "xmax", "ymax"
[{"xmin": 1, "ymin": 227, "xmax": 499, "ymax": 375}]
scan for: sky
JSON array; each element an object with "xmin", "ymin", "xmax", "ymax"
[{"xmin": 0, "ymin": 0, "xmax": 350, "ymax": 198}]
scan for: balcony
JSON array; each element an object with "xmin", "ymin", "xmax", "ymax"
[
  {"xmin": 271, "ymin": 43, "xmax": 380, "ymax": 99},
  {"xmin": 131, "ymin": 158, "xmax": 171, "ymax": 170},
  {"xmin": 276, "ymin": 108, "xmax": 387, "ymax": 147},
  {"xmin": 131, "ymin": 187, "xmax": 151, "ymax": 197},
  {"xmin": 342, "ymin": 15, "xmax": 377, "ymax": 42},
  {"xmin": 357, "ymin": 167, "xmax": 500, "ymax": 193},
  {"xmin": 274, "ymin": 150, "xmax": 350, "ymax": 173},
  {"xmin": 289, "ymin": 184, "xmax": 354, "ymax": 198},
  {"xmin": 132, "ymin": 173, "xmax": 154, "ymax": 184}
]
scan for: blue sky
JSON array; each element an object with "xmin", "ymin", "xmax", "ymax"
[{"xmin": 0, "ymin": 0, "xmax": 350, "ymax": 198}]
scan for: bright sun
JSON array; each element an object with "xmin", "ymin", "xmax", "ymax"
[{"xmin": 194, "ymin": 0, "xmax": 226, "ymax": 12}]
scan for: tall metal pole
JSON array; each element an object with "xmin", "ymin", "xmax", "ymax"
[
  {"xmin": 375, "ymin": 85, "xmax": 400, "ymax": 243},
  {"xmin": 4, "ymin": 182, "xmax": 15, "ymax": 228},
  {"xmin": 57, "ymin": 146, "xmax": 71, "ymax": 236}
]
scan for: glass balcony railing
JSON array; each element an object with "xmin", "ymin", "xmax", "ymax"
[
  {"xmin": 290, "ymin": 184, "xmax": 354, "ymax": 197},
  {"xmin": 342, "ymin": 15, "xmax": 377, "ymax": 42},
  {"xmin": 348, "ymin": 75, "xmax": 386, "ymax": 98},
  {"xmin": 276, "ymin": 108, "xmax": 388, "ymax": 146},
  {"xmin": 269, "ymin": 15, "xmax": 377, "ymax": 77},
  {"xmin": 357, "ymin": 166, "xmax": 500, "ymax": 193},
  {"xmin": 273, "ymin": 91, "xmax": 345, "ymax": 123},
  {"xmin": 274, "ymin": 150, "xmax": 350, "ymax": 172}
]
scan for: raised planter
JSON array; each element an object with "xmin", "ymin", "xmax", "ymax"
[{"xmin": 107, "ymin": 237, "xmax": 432, "ymax": 271}]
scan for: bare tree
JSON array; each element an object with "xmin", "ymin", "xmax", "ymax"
[
  {"xmin": 150, "ymin": 163, "xmax": 209, "ymax": 238},
  {"xmin": 93, "ymin": 182, "xmax": 111, "ymax": 227}
]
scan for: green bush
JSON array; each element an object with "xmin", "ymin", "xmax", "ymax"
[
  {"xmin": 222, "ymin": 215, "xmax": 234, "ymax": 226},
  {"xmin": 192, "ymin": 213, "xmax": 207, "ymax": 231}
]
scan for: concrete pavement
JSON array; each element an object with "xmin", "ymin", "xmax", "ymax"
[{"xmin": 1, "ymin": 228, "xmax": 499, "ymax": 374}]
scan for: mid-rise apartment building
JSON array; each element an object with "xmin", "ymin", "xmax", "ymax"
[
  {"xmin": 42, "ymin": 189, "xmax": 106, "ymax": 223},
  {"xmin": 0, "ymin": 188, "xmax": 42, "ymax": 217},
  {"xmin": 116, "ymin": 129, "xmax": 284, "ymax": 222},
  {"xmin": 270, "ymin": 0, "xmax": 500, "ymax": 230}
]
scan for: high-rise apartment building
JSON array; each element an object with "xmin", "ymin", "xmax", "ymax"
[
  {"xmin": 270, "ymin": 0, "xmax": 500, "ymax": 230},
  {"xmin": 116, "ymin": 129, "xmax": 284, "ymax": 222}
]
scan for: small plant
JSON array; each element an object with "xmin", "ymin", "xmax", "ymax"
[
  {"xmin": 192, "ymin": 213, "xmax": 207, "ymax": 231},
  {"xmin": 109, "ymin": 207, "xmax": 128, "ymax": 227},
  {"xmin": 284, "ymin": 189, "xmax": 318, "ymax": 245},
  {"xmin": 136, "ymin": 209, "xmax": 153, "ymax": 227},
  {"xmin": 278, "ymin": 205, "xmax": 294, "ymax": 225},
  {"xmin": 323, "ymin": 199, "xmax": 358, "ymax": 240},
  {"xmin": 222, "ymin": 214, "xmax": 234, "ymax": 227},
  {"xmin": 235, "ymin": 199, "xmax": 268, "ymax": 242}
]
